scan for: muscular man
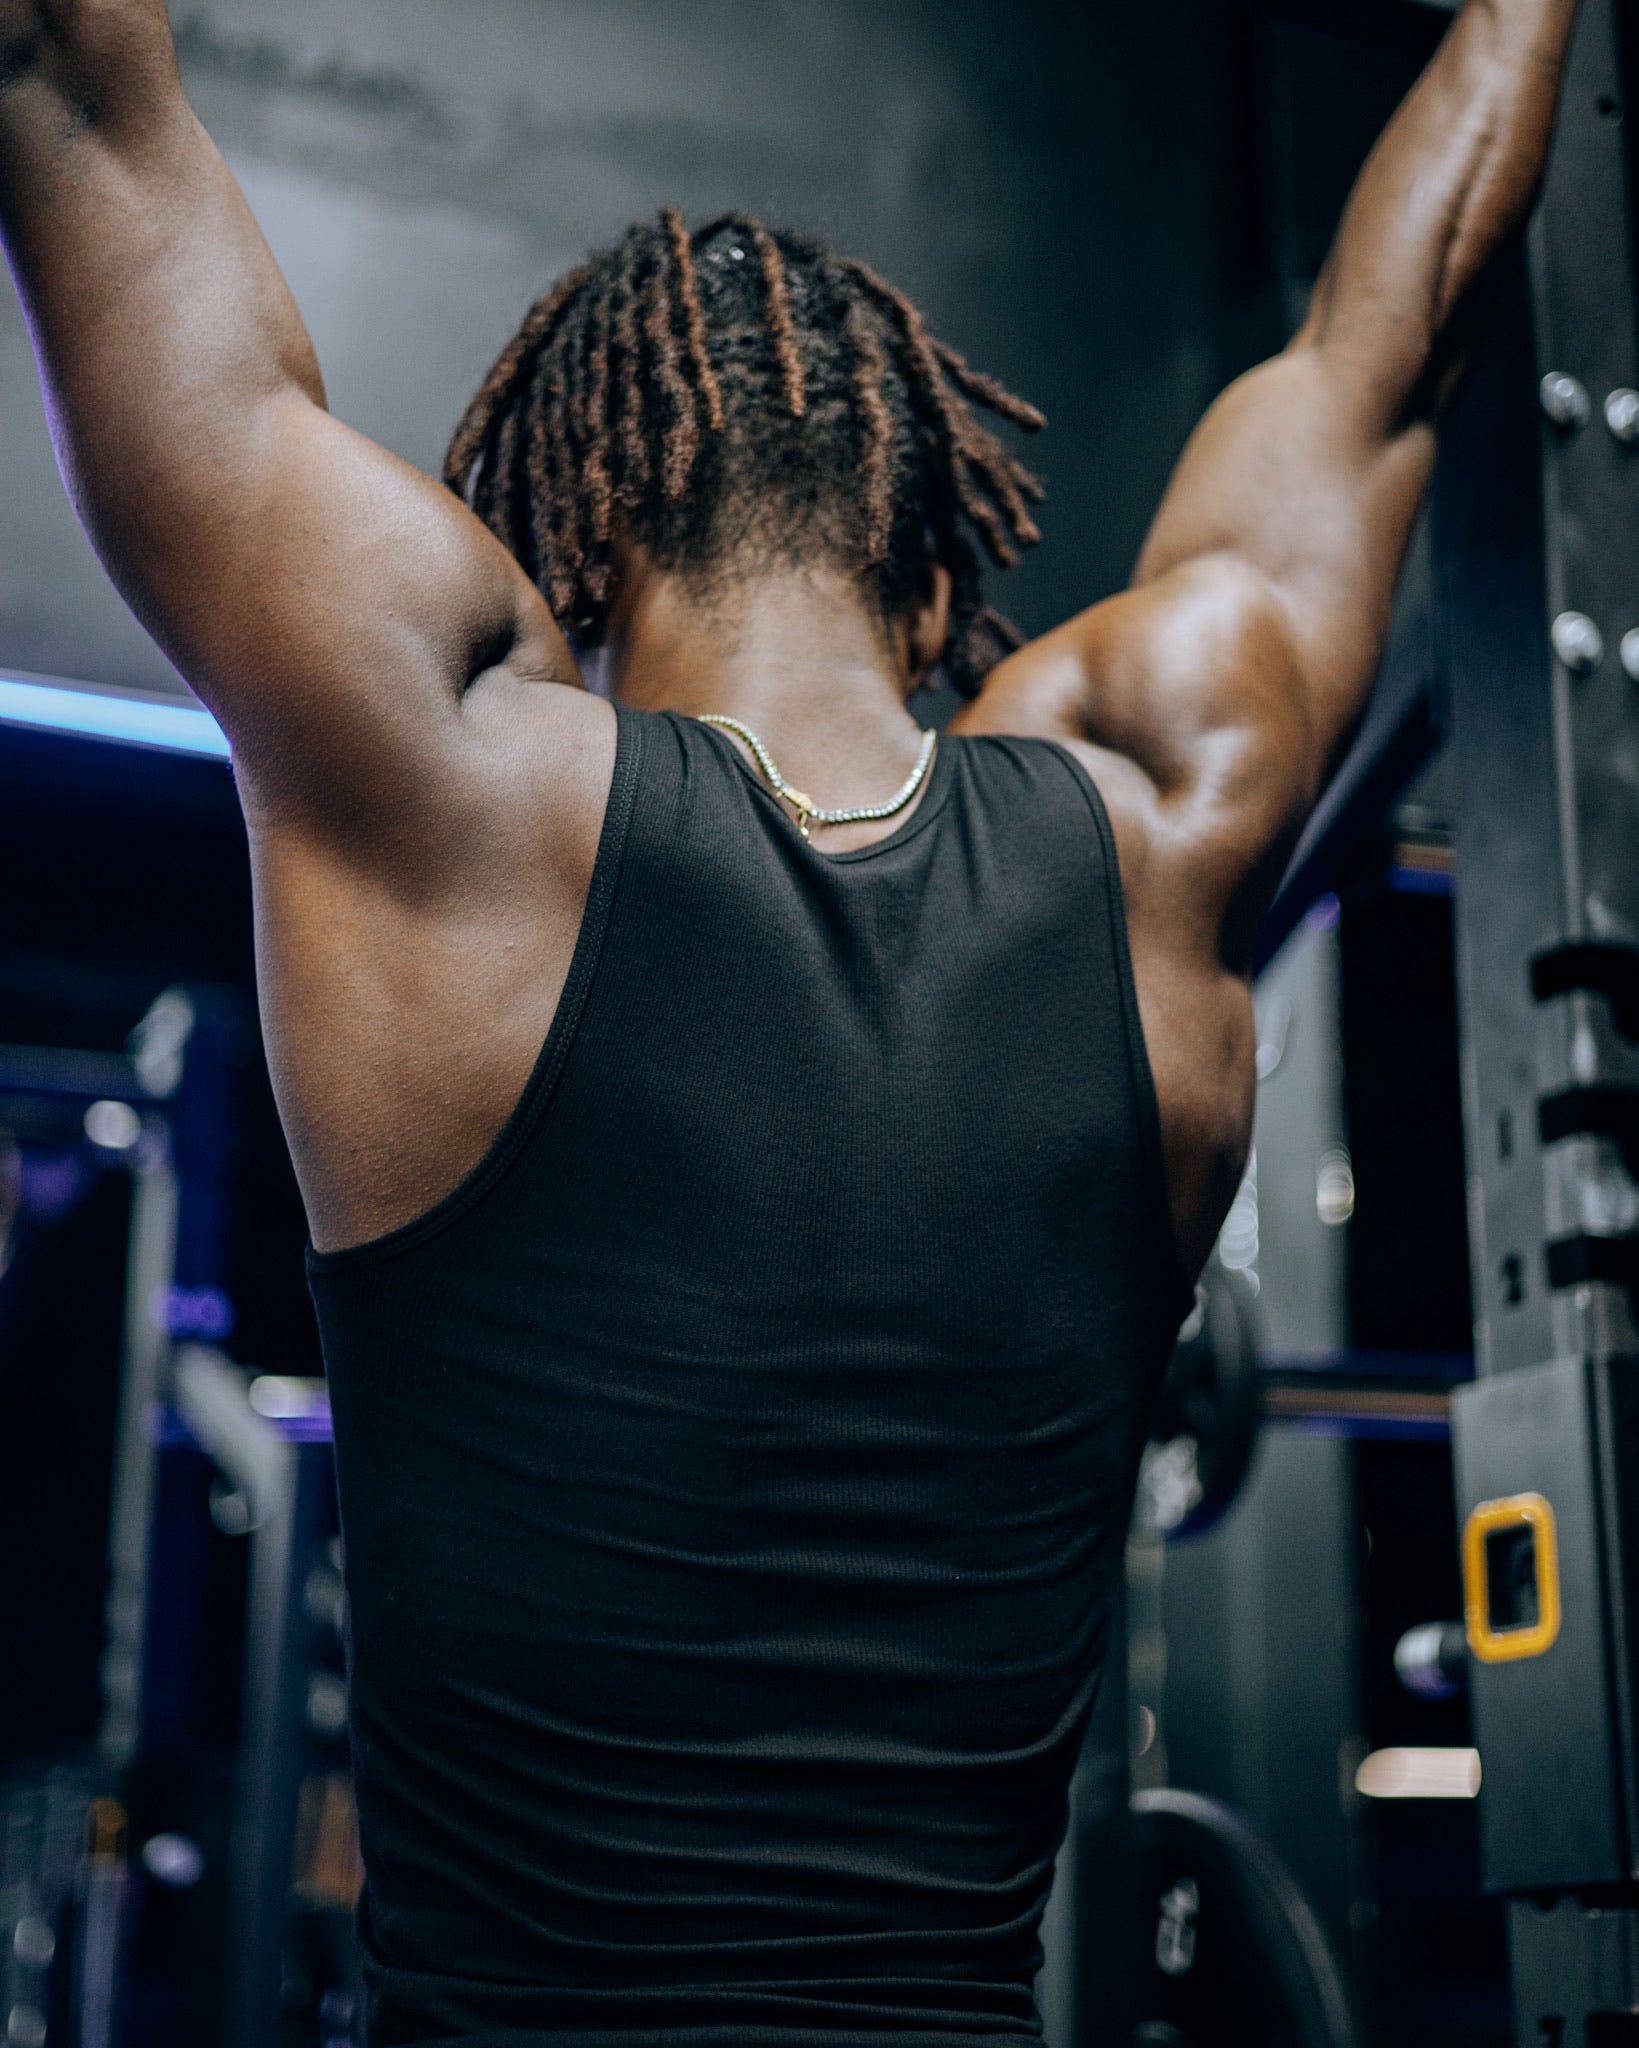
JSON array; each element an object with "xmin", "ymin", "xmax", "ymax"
[{"xmin": 1, "ymin": 2, "xmax": 1578, "ymax": 2038}]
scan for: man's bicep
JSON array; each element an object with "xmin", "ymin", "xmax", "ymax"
[
  {"xmin": 1131, "ymin": 344, "xmax": 1436, "ymax": 765},
  {"xmin": 141, "ymin": 399, "xmax": 578, "ymax": 829}
]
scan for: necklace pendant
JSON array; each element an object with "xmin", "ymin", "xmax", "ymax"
[{"xmin": 695, "ymin": 718, "xmax": 935, "ymax": 843}]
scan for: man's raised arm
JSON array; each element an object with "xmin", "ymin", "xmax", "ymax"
[
  {"xmin": 0, "ymin": 0, "xmax": 575, "ymax": 831},
  {"xmin": 985, "ymin": 0, "xmax": 1581, "ymax": 962}
]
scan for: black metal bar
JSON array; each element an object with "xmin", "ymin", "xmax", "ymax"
[
  {"xmin": 1443, "ymin": 23, "xmax": 1639, "ymax": 1381},
  {"xmin": 0, "ymin": 1044, "xmax": 145, "ymax": 1103},
  {"xmin": 175, "ymin": 1348, "xmax": 340, "ymax": 2048},
  {"xmin": 1260, "ymin": 1346, "xmax": 1472, "ymax": 1380},
  {"xmin": 1438, "ymin": 0, "xmax": 1639, "ymax": 2036}
]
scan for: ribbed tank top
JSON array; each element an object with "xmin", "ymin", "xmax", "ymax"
[{"xmin": 306, "ymin": 704, "xmax": 1192, "ymax": 2048}]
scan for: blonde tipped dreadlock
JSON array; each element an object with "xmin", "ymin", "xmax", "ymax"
[{"xmin": 445, "ymin": 209, "xmax": 1045, "ymax": 696}]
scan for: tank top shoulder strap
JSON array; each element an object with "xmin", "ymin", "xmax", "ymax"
[{"xmin": 944, "ymin": 729, "xmax": 1193, "ymax": 1326}]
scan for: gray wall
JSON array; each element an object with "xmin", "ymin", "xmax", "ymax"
[{"xmin": 0, "ymin": 0, "xmax": 1246, "ymax": 701}]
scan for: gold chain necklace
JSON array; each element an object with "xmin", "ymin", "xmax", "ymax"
[{"xmin": 697, "ymin": 715, "xmax": 937, "ymax": 842}]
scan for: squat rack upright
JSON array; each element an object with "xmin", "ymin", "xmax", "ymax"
[{"xmin": 1255, "ymin": 0, "xmax": 1639, "ymax": 2034}]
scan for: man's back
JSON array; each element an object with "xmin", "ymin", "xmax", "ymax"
[{"xmin": 309, "ymin": 712, "xmax": 1188, "ymax": 2040}]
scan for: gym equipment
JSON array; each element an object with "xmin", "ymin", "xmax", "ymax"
[
  {"xmin": 171, "ymin": 1350, "xmax": 348, "ymax": 2048},
  {"xmin": 0, "ymin": 991, "xmax": 275, "ymax": 2042},
  {"xmin": 1393, "ymin": 1620, "xmax": 1468, "ymax": 1701},
  {"xmin": 1136, "ymin": 1265, "xmax": 1261, "ymax": 1540},
  {"xmin": 1136, "ymin": 1253, "xmax": 1469, "ymax": 1543},
  {"xmin": 1130, "ymin": 1788, "xmax": 1360, "ymax": 2048},
  {"xmin": 0, "ymin": 986, "xmax": 240, "ymax": 1777},
  {"xmin": 1428, "ymin": 0, "xmax": 1639, "ymax": 2029},
  {"xmin": 72, "ymin": 1799, "xmax": 130, "ymax": 2048},
  {"xmin": 1, "ymin": 992, "xmax": 366, "ymax": 2042},
  {"xmin": 1229, "ymin": 0, "xmax": 1639, "ymax": 2031},
  {"xmin": 0, "ymin": 1769, "xmax": 119, "ymax": 2048}
]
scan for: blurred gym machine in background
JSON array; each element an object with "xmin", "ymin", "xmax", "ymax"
[{"xmin": 0, "ymin": 992, "xmax": 358, "ymax": 2045}]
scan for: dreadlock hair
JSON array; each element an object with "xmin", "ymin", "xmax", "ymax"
[{"xmin": 445, "ymin": 208, "xmax": 1046, "ymax": 698}]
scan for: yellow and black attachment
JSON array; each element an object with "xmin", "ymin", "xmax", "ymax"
[{"xmin": 1462, "ymin": 1492, "xmax": 1562, "ymax": 1665}]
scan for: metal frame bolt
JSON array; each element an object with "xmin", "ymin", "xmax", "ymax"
[
  {"xmin": 1552, "ymin": 611, "xmax": 1605, "ymax": 674},
  {"xmin": 1541, "ymin": 372, "xmax": 1592, "ymax": 429},
  {"xmin": 1606, "ymin": 388, "xmax": 1639, "ymax": 444}
]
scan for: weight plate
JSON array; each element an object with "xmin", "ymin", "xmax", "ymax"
[
  {"xmin": 1131, "ymin": 1789, "xmax": 1360, "ymax": 2048},
  {"xmin": 1135, "ymin": 1263, "xmax": 1262, "ymax": 1541}
]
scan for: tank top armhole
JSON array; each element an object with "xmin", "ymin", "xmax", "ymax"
[
  {"xmin": 1047, "ymin": 743, "xmax": 1197, "ymax": 1330},
  {"xmin": 305, "ymin": 703, "xmax": 643, "ymax": 1277}
]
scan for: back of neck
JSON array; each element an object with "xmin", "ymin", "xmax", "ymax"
[{"xmin": 608, "ymin": 564, "xmax": 919, "ymax": 767}]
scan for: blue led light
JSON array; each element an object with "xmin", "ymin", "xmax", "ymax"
[
  {"xmin": 0, "ymin": 672, "xmax": 229, "ymax": 760},
  {"xmin": 1386, "ymin": 863, "xmax": 1454, "ymax": 898}
]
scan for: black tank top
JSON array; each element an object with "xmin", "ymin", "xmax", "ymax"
[{"xmin": 306, "ymin": 705, "xmax": 1191, "ymax": 2048}]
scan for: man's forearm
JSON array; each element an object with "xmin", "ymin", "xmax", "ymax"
[
  {"xmin": 0, "ymin": 0, "xmax": 326, "ymax": 683},
  {"xmin": 0, "ymin": 0, "xmax": 177, "ymax": 133},
  {"xmin": 1123, "ymin": 0, "xmax": 1583, "ymax": 863},
  {"xmin": 1, "ymin": 0, "xmax": 200, "ymax": 309},
  {"xmin": 1301, "ymin": 0, "xmax": 1581, "ymax": 428}
]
